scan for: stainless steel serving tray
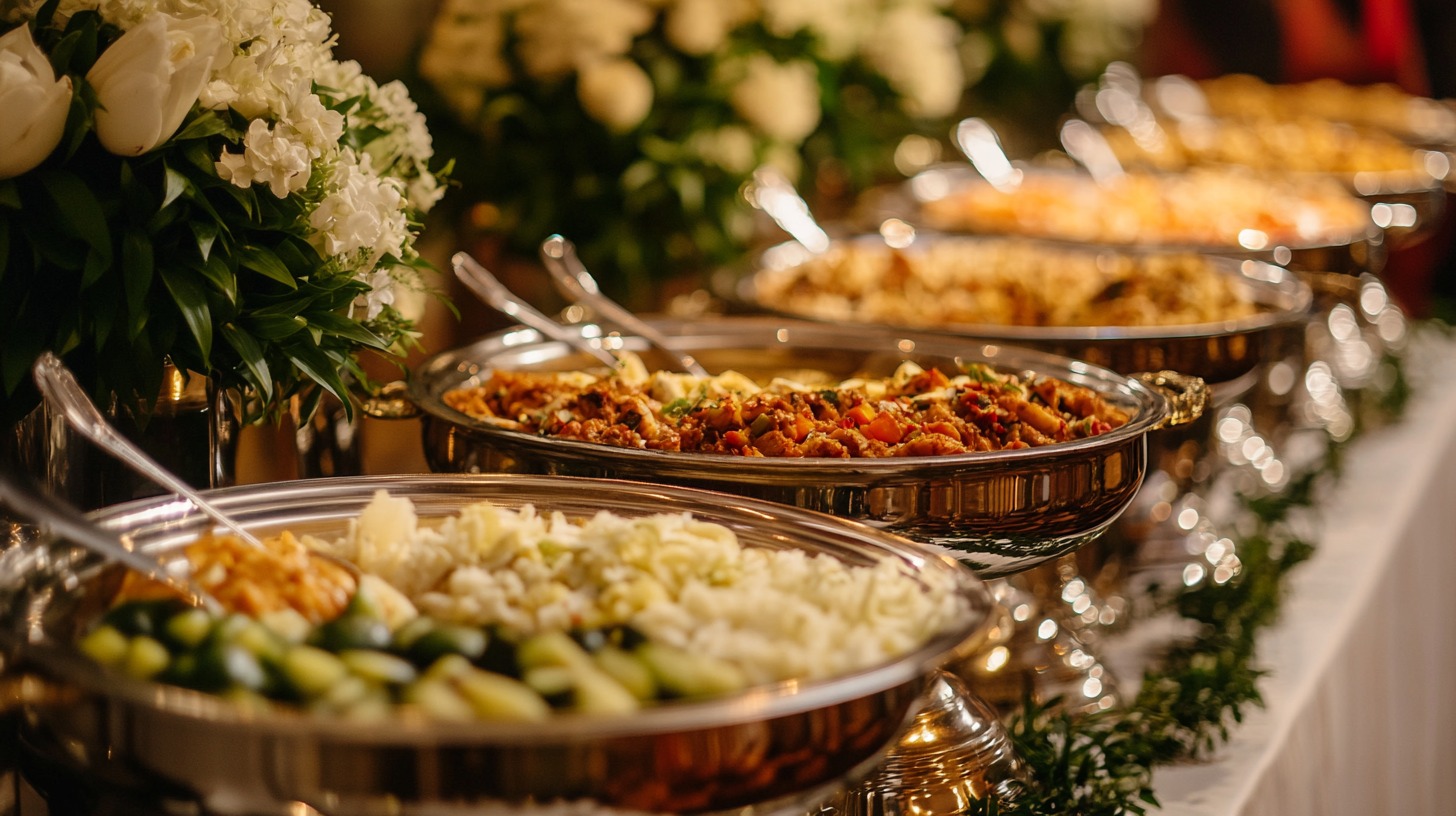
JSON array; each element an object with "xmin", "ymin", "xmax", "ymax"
[
  {"xmin": 0, "ymin": 474, "xmax": 992, "ymax": 816},
  {"xmin": 412, "ymin": 318, "xmax": 1203, "ymax": 577},
  {"xmin": 715, "ymin": 236, "xmax": 1314, "ymax": 386},
  {"xmin": 890, "ymin": 163, "xmax": 1388, "ymax": 277}
]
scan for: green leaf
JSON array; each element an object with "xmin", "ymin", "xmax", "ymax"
[
  {"xmin": 219, "ymin": 323, "xmax": 273, "ymax": 403},
  {"xmin": 0, "ymin": 181, "xmax": 21, "ymax": 210},
  {"xmin": 80, "ymin": 249, "xmax": 109, "ymax": 289},
  {"xmin": 196, "ymin": 254, "xmax": 237, "ymax": 305},
  {"xmin": 244, "ymin": 314, "xmax": 307, "ymax": 340},
  {"xmin": 171, "ymin": 111, "xmax": 229, "ymax": 142},
  {"xmin": 159, "ymin": 265, "xmax": 212, "ymax": 360},
  {"xmin": 283, "ymin": 342, "xmax": 354, "ymax": 419},
  {"xmin": 36, "ymin": 169, "xmax": 112, "ymax": 264},
  {"xmin": 190, "ymin": 218, "xmax": 219, "ymax": 261},
  {"xmin": 121, "ymin": 230, "xmax": 153, "ymax": 331},
  {"xmin": 240, "ymin": 245, "xmax": 297, "ymax": 289},
  {"xmin": 292, "ymin": 383, "xmax": 325, "ymax": 426},
  {"xmin": 162, "ymin": 166, "xmax": 190, "ymax": 210},
  {"xmin": 304, "ymin": 311, "xmax": 389, "ymax": 349}
]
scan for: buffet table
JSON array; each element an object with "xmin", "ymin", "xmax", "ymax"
[{"xmin": 1148, "ymin": 333, "xmax": 1456, "ymax": 815}]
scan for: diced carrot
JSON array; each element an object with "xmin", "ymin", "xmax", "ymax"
[
  {"xmin": 723, "ymin": 430, "xmax": 750, "ymax": 448},
  {"xmin": 792, "ymin": 413, "xmax": 815, "ymax": 442},
  {"xmin": 863, "ymin": 412, "xmax": 904, "ymax": 444},
  {"xmin": 845, "ymin": 402, "xmax": 878, "ymax": 426}
]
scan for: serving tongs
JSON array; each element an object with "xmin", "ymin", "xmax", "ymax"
[
  {"xmin": 453, "ymin": 249, "xmax": 711, "ymax": 378},
  {"xmin": 0, "ymin": 473, "xmax": 224, "ymax": 614},
  {"xmin": 539, "ymin": 235, "xmax": 710, "ymax": 378}
]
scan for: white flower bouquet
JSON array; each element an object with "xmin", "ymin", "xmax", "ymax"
[
  {"xmin": 415, "ymin": 0, "xmax": 1155, "ymax": 302},
  {"xmin": 417, "ymin": 0, "xmax": 972, "ymax": 300},
  {"xmin": 0, "ymin": 0, "xmax": 446, "ymax": 426}
]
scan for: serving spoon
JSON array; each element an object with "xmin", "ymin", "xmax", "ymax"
[
  {"xmin": 1059, "ymin": 118, "xmax": 1128, "ymax": 185},
  {"xmin": 30, "ymin": 353, "xmax": 364, "ymax": 597},
  {"xmin": 0, "ymin": 473, "xmax": 224, "ymax": 614},
  {"xmin": 32, "ymin": 352, "xmax": 261, "ymax": 547},
  {"xmin": 954, "ymin": 118, "xmax": 1023, "ymax": 192},
  {"xmin": 744, "ymin": 166, "xmax": 832, "ymax": 254},
  {"xmin": 451, "ymin": 251, "xmax": 623, "ymax": 370},
  {"xmin": 539, "ymin": 235, "xmax": 710, "ymax": 378}
]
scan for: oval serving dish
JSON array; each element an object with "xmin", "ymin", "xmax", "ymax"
[
  {"xmin": 0, "ymin": 474, "xmax": 992, "ymax": 816},
  {"xmin": 412, "ymin": 317, "xmax": 1205, "ymax": 576},
  {"xmin": 717, "ymin": 235, "xmax": 1313, "ymax": 386}
]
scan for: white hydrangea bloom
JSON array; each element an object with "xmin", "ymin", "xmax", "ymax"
[
  {"xmin": 420, "ymin": 1, "xmax": 512, "ymax": 88},
  {"xmin": 359, "ymin": 267, "xmax": 398, "ymax": 321},
  {"xmin": 280, "ymin": 84, "xmax": 345, "ymax": 156},
  {"xmin": 762, "ymin": 0, "xmax": 874, "ymax": 59},
  {"xmin": 663, "ymin": 0, "xmax": 748, "ymax": 56},
  {"xmin": 215, "ymin": 118, "xmax": 313, "ymax": 197},
  {"xmin": 860, "ymin": 5, "xmax": 965, "ymax": 118},
  {"xmin": 513, "ymin": 0, "xmax": 652, "ymax": 78},
  {"xmin": 577, "ymin": 58, "xmax": 654, "ymax": 133},
  {"xmin": 727, "ymin": 55, "xmax": 822, "ymax": 144},
  {"xmin": 307, "ymin": 148, "xmax": 410, "ymax": 271}
]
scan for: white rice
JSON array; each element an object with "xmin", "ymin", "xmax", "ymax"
[{"xmin": 307, "ymin": 491, "xmax": 972, "ymax": 685}]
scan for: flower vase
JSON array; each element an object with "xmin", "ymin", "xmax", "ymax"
[{"xmin": 0, "ymin": 363, "xmax": 241, "ymax": 512}]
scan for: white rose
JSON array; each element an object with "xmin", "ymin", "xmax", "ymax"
[
  {"xmin": 577, "ymin": 58, "xmax": 653, "ymax": 133},
  {"xmin": 0, "ymin": 25, "xmax": 73, "ymax": 180},
  {"xmin": 87, "ymin": 12, "xmax": 224, "ymax": 156},
  {"xmin": 728, "ymin": 56, "xmax": 821, "ymax": 144},
  {"xmin": 665, "ymin": 0, "xmax": 729, "ymax": 55}
]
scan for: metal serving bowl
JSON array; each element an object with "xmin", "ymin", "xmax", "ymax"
[
  {"xmin": 0, "ymin": 474, "xmax": 992, "ymax": 816},
  {"xmin": 715, "ymin": 235, "xmax": 1314, "ymax": 387},
  {"xmin": 412, "ymin": 318, "xmax": 1206, "ymax": 577},
  {"xmin": 892, "ymin": 163, "xmax": 1388, "ymax": 277}
]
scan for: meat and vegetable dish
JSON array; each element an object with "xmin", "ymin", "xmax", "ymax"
[
  {"xmin": 79, "ymin": 492, "xmax": 972, "ymax": 722},
  {"xmin": 443, "ymin": 359, "xmax": 1130, "ymax": 458}
]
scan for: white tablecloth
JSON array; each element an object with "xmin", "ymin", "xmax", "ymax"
[{"xmin": 1150, "ymin": 338, "xmax": 1456, "ymax": 815}]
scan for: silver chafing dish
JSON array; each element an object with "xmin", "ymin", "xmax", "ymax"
[
  {"xmin": 714, "ymin": 235, "xmax": 1313, "ymax": 387},
  {"xmin": 410, "ymin": 318, "xmax": 1206, "ymax": 577},
  {"xmin": 0, "ymin": 474, "xmax": 993, "ymax": 815},
  {"xmin": 892, "ymin": 163, "xmax": 1387, "ymax": 278}
]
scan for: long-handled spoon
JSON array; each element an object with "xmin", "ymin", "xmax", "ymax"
[
  {"xmin": 0, "ymin": 473, "xmax": 223, "ymax": 613},
  {"xmin": 451, "ymin": 251, "xmax": 624, "ymax": 370},
  {"xmin": 1059, "ymin": 119, "xmax": 1128, "ymax": 185},
  {"xmin": 954, "ymin": 118, "xmax": 1024, "ymax": 192},
  {"xmin": 32, "ymin": 352, "xmax": 262, "ymax": 547},
  {"xmin": 744, "ymin": 166, "xmax": 832, "ymax": 254},
  {"xmin": 31, "ymin": 353, "xmax": 364, "ymax": 594},
  {"xmin": 539, "ymin": 235, "xmax": 710, "ymax": 378}
]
